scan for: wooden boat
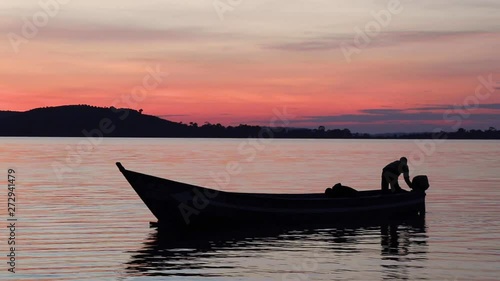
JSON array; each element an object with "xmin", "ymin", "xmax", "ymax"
[{"xmin": 116, "ymin": 162, "xmax": 428, "ymax": 228}]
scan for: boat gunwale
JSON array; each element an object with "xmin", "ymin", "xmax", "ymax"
[{"xmin": 117, "ymin": 162, "xmax": 424, "ymax": 201}]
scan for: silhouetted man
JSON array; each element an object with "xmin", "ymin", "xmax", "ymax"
[{"xmin": 381, "ymin": 157, "xmax": 411, "ymax": 193}]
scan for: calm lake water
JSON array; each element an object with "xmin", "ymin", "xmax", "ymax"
[{"xmin": 0, "ymin": 138, "xmax": 499, "ymax": 280}]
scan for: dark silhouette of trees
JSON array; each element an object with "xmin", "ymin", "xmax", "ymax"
[{"xmin": 0, "ymin": 105, "xmax": 499, "ymax": 139}]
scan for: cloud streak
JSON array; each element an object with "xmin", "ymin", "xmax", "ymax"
[
  {"xmin": 263, "ymin": 31, "xmax": 498, "ymax": 52},
  {"xmin": 408, "ymin": 103, "xmax": 500, "ymax": 111},
  {"xmin": 294, "ymin": 104, "xmax": 500, "ymax": 131},
  {"xmin": 0, "ymin": 20, "xmax": 236, "ymax": 43}
]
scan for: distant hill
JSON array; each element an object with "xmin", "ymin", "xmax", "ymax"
[
  {"xmin": 0, "ymin": 111, "xmax": 22, "ymax": 120},
  {"xmin": 0, "ymin": 105, "xmax": 190, "ymax": 137},
  {"xmin": 0, "ymin": 105, "xmax": 359, "ymax": 138},
  {"xmin": 0, "ymin": 105, "xmax": 499, "ymax": 139}
]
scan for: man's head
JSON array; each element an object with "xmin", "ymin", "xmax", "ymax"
[{"xmin": 400, "ymin": 157, "xmax": 408, "ymax": 164}]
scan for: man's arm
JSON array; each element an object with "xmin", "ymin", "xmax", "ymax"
[{"xmin": 403, "ymin": 172, "xmax": 412, "ymax": 188}]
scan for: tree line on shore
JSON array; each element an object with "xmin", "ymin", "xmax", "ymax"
[{"xmin": 0, "ymin": 105, "xmax": 498, "ymax": 139}]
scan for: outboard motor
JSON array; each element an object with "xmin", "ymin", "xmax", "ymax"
[{"xmin": 411, "ymin": 175, "xmax": 429, "ymax": 192}]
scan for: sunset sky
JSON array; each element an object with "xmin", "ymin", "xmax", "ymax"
[{"xmin": 1, "ymin": 0, "xmax": 499, "ymax": 133}]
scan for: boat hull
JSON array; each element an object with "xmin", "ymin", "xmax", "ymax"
[{"xmin": 116, "ymin": 162, "xmax": 426, "ymax": 228}]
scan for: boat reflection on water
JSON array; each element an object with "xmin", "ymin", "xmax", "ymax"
[
  {"xmin": 379, "ymin": 219, "xmax": 428, "ymax": 280},
  {"xmin": 124, "ymin": 218, "xmax": 428, "ymax": 280}
]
